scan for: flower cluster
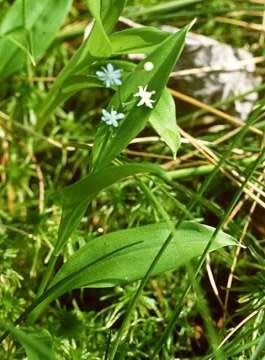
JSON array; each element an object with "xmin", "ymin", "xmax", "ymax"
[{"xmin": 96, "ymin": 62, "xmax": 156, "ymax": 127}]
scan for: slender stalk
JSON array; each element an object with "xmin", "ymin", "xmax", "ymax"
[
  {"xmin": 151, "ymin": 148, "xmax": 265, "ymax": 358},
  {"xmin": 177, "ymin": 83, "xmax": 265, "ymax": 125},
  {"xmin": 109, "ymin": 179, "xmax": 224, "ymax": 360},
  {"xmin": 110, "ymin": 104, "xmax": 263, "ymax": 360},
  {"xmin": 129, "ymin": 0, "xmax": 202, "ymax": 17},
  {"xmin": 169, "ymin": 88, "xmax": 263, "ymax": 137},
  {"xmin": 150, "ymin": 106, "xmax": 264, "ymax": 357},
  {"xmin": 23, "ymin": 254, "xmax": 58, "ymax": 324},
  {"xmin": 168, "ymin": 155, "xmax": 258, "ymax": 180},
  {"xmin": 36, "ymin": 254, "xmax": 57, "ymax": 297},
  {"xmin": 108, "ymin": 234, "xmax": 171, "ymax": 360}
]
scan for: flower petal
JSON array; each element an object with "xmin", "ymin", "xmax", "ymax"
[{"xmin": 107, "ymin": 63, "xmax": 114, "ymax": 71}]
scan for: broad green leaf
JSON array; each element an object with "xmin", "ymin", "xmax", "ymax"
[
  {"xmin": 62, "ymin": 75, "xmax": 103, "ymax": 94},
  {"xmin": 85, "ymin": 0, "xmax": 111, "ymax": 57},
  {"xmin": 74, "ymin": 0, "xmax": 127, "ymax": 63},
  {"xmin": 0, "ymin": 29, "xmax": 35, "ymax": 66},
  {"xmin": 49, "ymin": 74, "xmax": 103, "ymax": 109},
  {"xmin": 149, "ymin": 90, "xmax": 181, "ymax": 159},
  {"xmin": 92, "ymin": 24, "xmax": 191, "ymax": 170},
  {"xmin": 29, "ymin": 221, "xmax": 236, "ymax": 317},
  {"xmin": 100, "ymin": 0, "xmax": 126, "ymax": 34},
  {"xmin": 0, "ymin": 324, "xmax": 55, "ymax": 360},
  {"xmin": 0, "ymin": 0, "xmax": 72, "ymax": 80},
  {"xmin": 37, "ymin": 0, "xmax": 126, "ymax": 127},
  {"xmin": 85, "ymin": 0, "xmax": 101, "ymax": 16},
  {"xmin": 55, "ymin": 163, "xmax": 163, "ymax": 255},
  {"xmin": 110, "ymin": 27, "xmax": 169, "ymax": 55}
]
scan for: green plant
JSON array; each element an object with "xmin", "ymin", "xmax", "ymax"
[{"xmin": 1, "ymin": 0, "xmax": 264, "ymax": 359}]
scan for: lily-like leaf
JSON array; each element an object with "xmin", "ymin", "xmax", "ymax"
[
  {"xmin": 0, "ymin": 0, "xmax": 73, "ymax": 79},
  {"xmin": 110, "ymin": 26, "xmax": 169, "ymax": 55},
  {"xmin": 149, "ymin": 90, "xmax": 181, "ymax": 159},
  {"xmin": 0, "ymin": 324, "xmax": 55, "ymax": 360},
  {"xmin": 29, "ymin": 221, "xmax": 236, "ymax": 318},
  {"xmin": 85, "ymin": 0, "xmax": 112, "ymax": 57},
  {"xmin": 55, "ymin": 163, "xmax": 163, "ymax": 255}
]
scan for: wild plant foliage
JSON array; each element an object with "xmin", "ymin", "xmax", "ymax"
[{"xmin": 1, "ymin": 1, "xmax": 264, "ymax": 359}]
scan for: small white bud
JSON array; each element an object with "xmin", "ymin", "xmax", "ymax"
[{"xmin": 144, "ymin": 62, "xmax": 154, "ymax": 72}]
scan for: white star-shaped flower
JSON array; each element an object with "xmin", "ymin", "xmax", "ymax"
[{"xmin": 134, "ymin": 85, "xmax": 156, "ymax": 109}]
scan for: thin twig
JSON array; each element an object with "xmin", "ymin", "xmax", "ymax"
[
  {"xmin": 179, "ymin": 128, "xmax": 265, "ymax": 209},
  {"xmin": 215, "ymin": 16, "xmax": 265, "ymax": 33},
  {"xmin": 169, "ymin": 89, "xmax": 263, "ymax": 137},
  {"xmin": 218, "ymin": 310, "xmax": 260, "ymax": 349},
  {"xmin": 206, "ymin": 254, "xmax": 225, "ymax": 311},
  {"xmin": 170, "ymin": 57, "xmax": 265, "ymax": 77}
]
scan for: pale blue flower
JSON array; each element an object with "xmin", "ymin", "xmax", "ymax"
[
  {"xmin": 96, "ymin": 63, "xmax": 122, "ymax": 88},
  {"xmin": 101, "ymin": 108, "xmax": 125, "ymax": 127}
]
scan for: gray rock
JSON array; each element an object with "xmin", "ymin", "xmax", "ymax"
[{"xmin": 161, "ymin": 25, "xmax": 262, "ymax": 120}]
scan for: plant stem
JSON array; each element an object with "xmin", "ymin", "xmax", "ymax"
[
  {"xmin": 109, "ymin": 179, "xmax": 224, "ymax": 360},
  {"xmin": 168, "ymin": 155, "xmax": 258, "ymax": 180},
  {"xmin": 150, "ymin": 104, "xmax": 264, "ymax": 357},
  {"xmin": 36, "ymin": 254, "xmax": 57, "ymax": 297},
  {"xmin": 152, "ymin": 147, "xmax": 265, "ymax": 358}
]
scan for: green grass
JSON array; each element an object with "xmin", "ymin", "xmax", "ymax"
[{"xmin": 0, "ymin": 0, "xmax": 265, "ymax": 359}]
